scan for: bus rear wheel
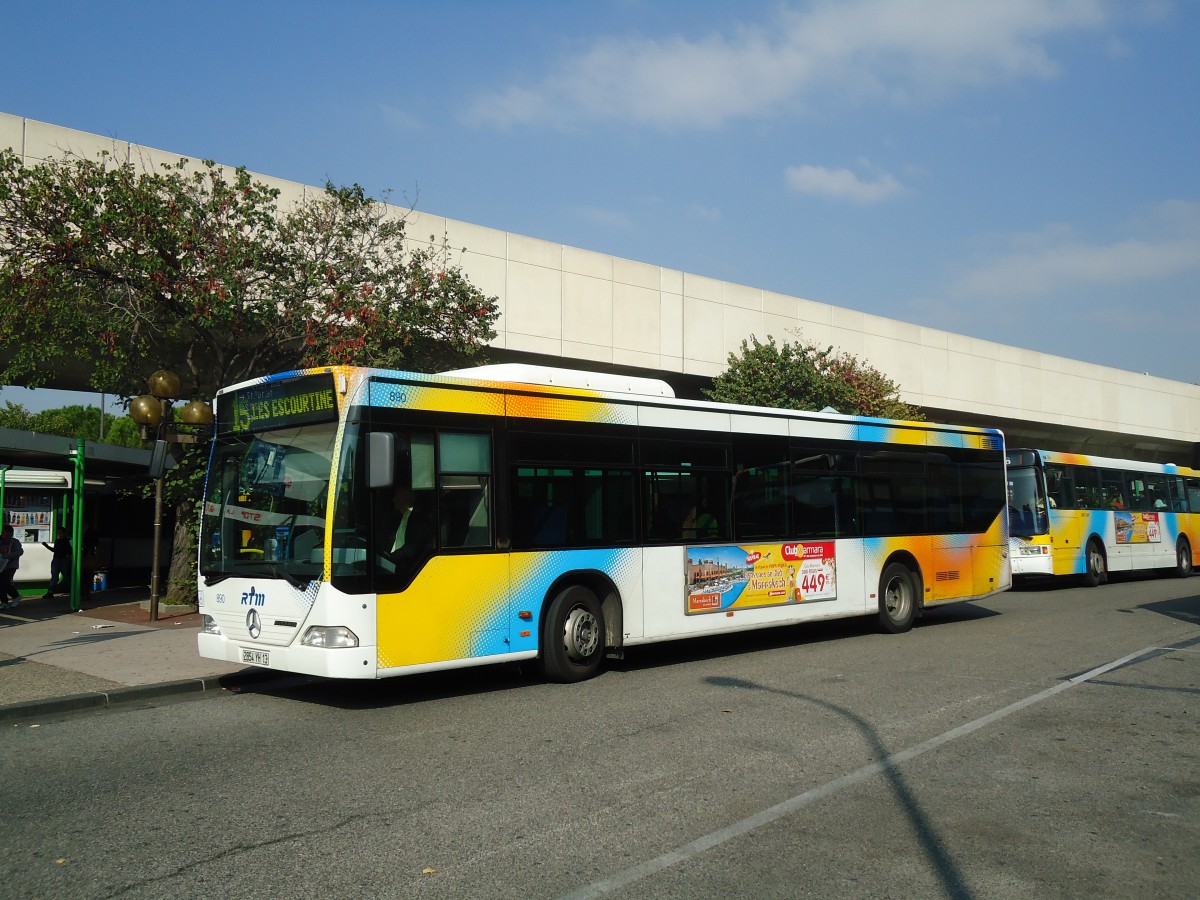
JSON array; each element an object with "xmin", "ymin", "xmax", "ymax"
[
  {"xmin": 1176, "ymin": 538, "xmax": 1193, "ymax": 578},
  {"xmin": 541, "ymin": 585, "xmax": 605, "ymax": 683},
  {"xmin": 1081, "ymin": 539, "xmax": 1107, "ymax": 587},
  {"xmin": 878, "ymin": 563, "xmax": 917, "ymax": 634}
]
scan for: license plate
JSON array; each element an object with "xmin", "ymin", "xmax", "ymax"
[{"xmin": 241, "ymin": 648, "xmax": 270, "ymax": 666}]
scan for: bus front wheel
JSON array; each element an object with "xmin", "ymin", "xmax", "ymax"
[
  {"xmin": 878, "ymin": 563, "xmax": 917, "ymax": 634},
  {"xmin": 1175, "ymin": 538, "xmax": 1193, "ymax": 578},
  {"xmin": 542, "ymin": 585, "xmax": 605, "ymax": 683},
  {"xmin": 1081, "ymin": 539, "xmax": 1107, "ymax": 587}
]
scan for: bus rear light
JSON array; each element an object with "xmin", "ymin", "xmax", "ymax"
[
  {"xmin": 301, "ymin": 626, "xmax": 359, "ymax": 649},
  {"xmin": 201, "ymin": 615, "xmax": 221, "ymax": 635}
]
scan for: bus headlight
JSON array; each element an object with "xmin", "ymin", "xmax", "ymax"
[
  {"xmin": 201, "ymin": 615, "xmax": 221, "ymax": 635},
  {"xmin": 301, "ymin": 625, "xmax": 359, "ymax": 648}
]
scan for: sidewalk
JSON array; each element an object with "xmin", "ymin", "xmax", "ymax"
[{"xmin": 0, "ymin": 584, "xmax": 277, "ymax": 722}]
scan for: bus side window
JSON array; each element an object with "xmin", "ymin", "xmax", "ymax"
[
  {"xmin": 1069, "ymin": 466, "xmax": 1101, "ymax": 510},
  {"xmin": 732, "ymin": 435, "xmax": 790, "ymax": 542},
  {"xmin": 367, "ymin": 429, "xmax": 438, "ymax": 591},
  {"xmin": 441, "ymin": 475, "xmax": 490, "ymax": 548},
  {"xmin": 1185, "ymin": 478, "xmax": 1200, "ymax": 513},
  {"xmin": 1141, "ymin": 472, "xmax": 1169, "ymax": 511},
  {"xmin": 926, "ymin": 453, "xmax": 963, "ymax": 534},
  {"xmin": 1169, "ymin": 476, "xmax": 1190, "ymax": 512},
  {"xmin": 1045, "ymin": 465, "xmax": 1066, "ymax": 509},
  {"xmin": 642, "ymin": 437, "xmax": 731, "ymax": 544},
  {"xmin": 646, "ymin": 477, "xmax": 686, "ymax": 541},
  {"xmin": 438, "ymin": 432, "xmax": 492, "ymax": 550},
  {"xmin": 1100, "ymin": 469, "xmax": 1127, "ymax": 510}
]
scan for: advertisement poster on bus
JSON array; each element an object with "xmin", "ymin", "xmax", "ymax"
[
  {"xmin": 686, "ymin": 541, "xmax": 836, "ymax": 615},
  {"xmin": 1113, "ymin": 512, "xmax": 1161, "ymax": 544}
]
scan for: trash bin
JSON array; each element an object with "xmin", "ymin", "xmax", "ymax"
[{"xmin": 93, "ymin": 570, "xmax": 108, "ymax": 591}]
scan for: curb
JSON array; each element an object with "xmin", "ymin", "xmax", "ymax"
[{"xmin": 0, "ymin": 669, "xmax": 294, "ymax": 724}]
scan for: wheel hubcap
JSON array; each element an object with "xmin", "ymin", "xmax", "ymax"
[
  {"xmin": 563, "ymin": 606, "xmax": 600, "ymax": 662},
  {"xmin": 885, "ymin": 578, "xmax": 910, "ymax": 619}
]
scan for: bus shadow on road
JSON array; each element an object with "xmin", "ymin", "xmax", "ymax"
[
  {"xmin": 614, "ymin": 602, "xmax": 1000, "ymax": 676},
  {"xmin": 224, "ymin": 661, "xmax": 533, "ymax": 710},
  {"xmin": 1007, "ymin": 578, "xmax": 1067, "ymax": 593},
  {"xmin": 230, "ymin": 604, "xmax": 1003, "ymax": 710},
  {"xmin": 1011, "ymin": 569, "xmax": 1171, "ymax": 593},
  {"xmin": 705, "ymin": 673, "xmax": 974, "ymax": 899},
  {"xmin": 1136, "ymin": 593, "xmax": 1200, "ymax": 626},
  {"xmin": 915, "ymin": 602, "xmax": 1001, "ymax": 624}
]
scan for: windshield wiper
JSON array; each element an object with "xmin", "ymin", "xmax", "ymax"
[
  {"xmin": 206, "ymin": 562, "xmax": 309, "ymax": 590},
  {"xmin": 278, "ymin": 568, "xmax": 307, "ymax": 589}
]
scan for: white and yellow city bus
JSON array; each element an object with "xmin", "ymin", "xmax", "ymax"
[
  {"xmin": 1006, "ymin": 448, "xmax": 1199, "ymax": 585},
  {"xmin": 197, "ymin": 364, "xmax": 1010, "ymax": 682}
]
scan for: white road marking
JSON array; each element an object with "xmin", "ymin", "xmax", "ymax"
[{"xmin": 561, "ymin": 642, "xmax": 1176, "ymax": 900}]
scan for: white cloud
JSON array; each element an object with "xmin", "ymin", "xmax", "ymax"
[
  {"xmin": 785, "ymin": 163, "xmax": 904, "ymax": 203},
  {"xmin": 463, "ymin": 0, "xmax": 1113, "ymax": 129},
  {"xmin": 950, "ymin": 202, "xmax": 1200, "ymax": 298},
  {"xmin": 575, "ymin": 205, "xmax": 635, "ymax": 230},
  {"xmin": 378, "ymin": 103, "xmax": 424, "ymax": 131}
]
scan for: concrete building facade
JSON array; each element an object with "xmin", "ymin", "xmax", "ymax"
[{"xmin": 3, "ymin": 112, "xmax": 1197, "ymax": 464}]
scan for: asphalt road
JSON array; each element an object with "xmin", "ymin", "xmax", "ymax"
[{"xmin": 2, "ymin": 573, "xmax": 1197, "ymax": 899}]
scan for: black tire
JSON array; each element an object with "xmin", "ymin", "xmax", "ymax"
[
  {"xmin": 1081, "ymin": 539, "xmax": 1107, "ymax": 587},
  {"xmin": 1175, "ymin": 538, "xmax": 1193, "ymax": 578},
  {"xmin": 541, "ymin": 585, "xmax": 605, "ymax": 683},
  {"xmin": 878, "ymin": 562, "xmax": 917, "ymax": 634}
]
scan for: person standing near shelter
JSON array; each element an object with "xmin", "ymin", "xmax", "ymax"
[
  {"xmin": 41, "ymin": 528, "xmax": 72, "ymax": 598},
  {"xmin": 0, "ymin": 524, "xmax": 24, "ymax": 608}
]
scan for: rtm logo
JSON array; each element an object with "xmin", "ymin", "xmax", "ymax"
[{"xmin": 241, "ymin": 586, "xmax": 266, "ymax": 607}]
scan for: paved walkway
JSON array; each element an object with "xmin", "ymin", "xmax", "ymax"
[{"xmin": 0, "ymin": 585, "xmax": 271, "ymax": 721}]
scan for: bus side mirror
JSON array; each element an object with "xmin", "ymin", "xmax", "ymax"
[{"xmin": 368, "ymin": 432, "xmax": 395, "ymax": 489}]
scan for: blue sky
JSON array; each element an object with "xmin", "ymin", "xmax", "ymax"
[{"xmin": 2, "ymin": 0, "xmax": 1198, "ymax": 413}]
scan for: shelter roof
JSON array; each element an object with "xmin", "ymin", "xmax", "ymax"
[{"xmin": 0, "ymin": 427, "xmax": 154, "ymax": 482}]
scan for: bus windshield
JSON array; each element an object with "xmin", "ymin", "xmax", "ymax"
[
  {"xmin": 199, "ymin": 423, "xmax": 339, "ymax": 586},
  {"xmin": 1007, "ymin": 466, "xmax": 1048, "ymax": 537}
]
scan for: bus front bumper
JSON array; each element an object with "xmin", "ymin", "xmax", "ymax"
[
  {"xmin": 197, "ymin": 633, "xmax": 379, "ymax": 679},
  {"xmin": 1011, "ymin": 545, "xmax": 1054, "ymax": 577}
]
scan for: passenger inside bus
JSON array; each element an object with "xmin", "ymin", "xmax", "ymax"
[
  {"xmin": 377, "ymin": 483, "xmax": 434, "ymax": 574},
  {"xmin": 682, "ymin": 504, "xmax": 720, "ymax": 540}
]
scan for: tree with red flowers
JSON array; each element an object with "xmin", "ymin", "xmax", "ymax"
[
  {"xmin": 0, "ymin": 149, "xmax": 496, "ymax": 400},
  {"xmin": 0, "ymin": 148, "xmax": 498, "ymax": 600}
]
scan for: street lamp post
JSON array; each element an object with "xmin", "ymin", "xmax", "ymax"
[{"xmin": 129, "ymin": 370, "xmax": 213, "ymax": 621}]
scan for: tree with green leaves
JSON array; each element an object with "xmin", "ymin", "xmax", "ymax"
[
  {"xmin": 706, "ymin": 335, "xmax": 923, "ymax": 421},
  {"xmin": 0, "ymin": 402, "xmax": 145, "ymax": 448},
  {"xmin": 0, "ymin": 148, "xmax": 499, "ymax": 601}
]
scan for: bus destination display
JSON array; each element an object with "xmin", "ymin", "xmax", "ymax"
[{"xmin": 220, "ymin": 374, "xmax": 338, "ymax": 434}]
